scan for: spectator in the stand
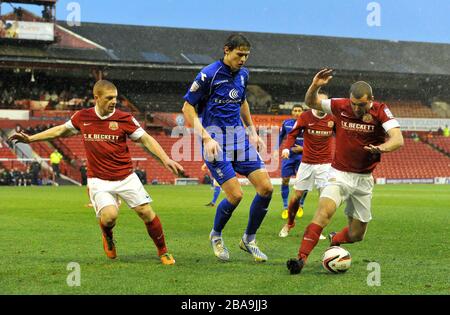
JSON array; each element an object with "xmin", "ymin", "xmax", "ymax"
[
  {"xmin": 443, "ymin": 125, "xmax": 450, "ymax": 137},
  {"xmin": 5, "ymin": 21, "xmax": 19, "ymax": 38},
  {"xmin": 59, "ymin": 89, "xmax": 69, "ymax": 102},
  {"xmin": 30, "ymin": 159, "xmax": 42, "ymax": 185},
  {"xmin": 1, "ymin": 89, "xmax": 9, "ymax": 104},
  {"xmin": 25, "ymin": 126, "xmax": 34, "ymax": 134},
  {"xmin": 15, "ymin": 7, "xmax": 24, "ymax": 20},
  {"xmin": 24, "ymin": 169, "xmax": 32, "ymax": 186},
  {"xmin": 82, "ymin": 96, "xmax": 90, "ymax": 108},
  {"xmin": 30, "ymin": 86, "xmax": 40, "ymax": 100},
  {"xmin": 42, "ymin": 91, "xmax": 51, "ymax": 102},
  {"xmin": 10, "ymin": 168, "xmax": 22, "ymax": 186},
  {"xmin": 50, "ymin": 149, "xmax": 63, "ymax": 180},
  {"xmin": 80, "ymin": 160, "xmax": 87, "ymax": 185},
  {"xmin": 411, "ymin": 132, "xmax": 420, "ymax": 142},
  {"xmin": 42, "ymin": 5, "xmax": 52, "ymax": 21},
  {"xmin": 50, "ymin": 91, "xmax": 59, "ymax": 102},
  {"xmin": 0, "ymin": 167, "xmax": 12, "ymax": 185},
  {"xmin": 427, "ymin": 129, "xmax": 434, "ymax": 139},
  {"xmin": 437, "ymin": 126, "xmax": 443, "ymax": 136}
]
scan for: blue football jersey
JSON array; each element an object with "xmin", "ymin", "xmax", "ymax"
[
  {"xmin": 279, "ymin": 118, "xmax": 304, "ymax": 160},
  {"xmin": 184, "ymin": 59, "xmax": 249, "ymax": 151}
]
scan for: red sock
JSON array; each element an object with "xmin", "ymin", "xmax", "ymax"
[
  {"xmin": 298, "ymin": 223, "xmax": 323, "ymax": 261},
  {"xmin": 145, "ymin": 216, "xmax": 167, "ymax": 256},
  {"xmin": 99, "ymin": 220, "xmax": 114, "ymax": 237},
  {"xmin": 287, "ymin": 198, "xmax": 300, "ymax": 226},
  {"xmin": 331, "ymin": 226, "xmax": 353, "ymax": 245}
]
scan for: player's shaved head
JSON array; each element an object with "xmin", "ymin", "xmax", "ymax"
[
  {"xmin": 349, "ymin": 81, "xmax": 373, "ymax": 100},
  {"xmin": 224, "ymin": 33, "xmax": 251, "ymax": 51},
  {"xmin": 93, "ymin": 80, "xmax": 117, "ymax": 97}
]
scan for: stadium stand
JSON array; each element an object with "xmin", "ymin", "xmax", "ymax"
[
  {"xmin": 373, "ymin": 138, "xmax": 450, "ymax": 179},
  {"xmin": 425, "ymin": 135, "xmax": 450, "ymax": 156},
  {"xmin": 386, "ymin": 100, "xmax": 441, "ymax": 118},
  {"xmin": 1, "ymin": 9, "xmax": 449, "ymax": 184},
  {"xmin": 0, "ymin": 145, "xmax": 23, "ymax": 168}
]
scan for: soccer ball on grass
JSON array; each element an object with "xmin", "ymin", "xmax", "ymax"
[{"xmin": 322, "ymin": 246, "xmax": 351, "ymax": 273}]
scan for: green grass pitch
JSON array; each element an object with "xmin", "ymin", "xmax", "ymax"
[{"xmin": 0, "ymin": 184, "xmax": 449, "ymax": 294}]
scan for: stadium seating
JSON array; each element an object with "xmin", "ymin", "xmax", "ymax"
[
  {"xmin": 129, "ymin": 133, "xmax": 204, "ymax": 184},
  {"xmin": 373, "ymin": 138, "xmax": 450, "ymax": 179},
  {"xmin": 425, "ymin": 135, "xmax": 450, "ymax": 155},
  {"xmin": 386, "ymin": 100, "xmax": 440, "ymax": 118},
  {"xmin": 29, "ymin": 142, "xmax": 53, "ymax": 158},
  {"xmin": 0, "ymin": 145, "xmax": 27, "ymax": 170},
  {"xmin": 127, "ymin": 92, "xmax": 184, "ymax": 113}
]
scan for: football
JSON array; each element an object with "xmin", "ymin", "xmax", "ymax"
[{"xmin": 322, "ymin": 246, "xmax": 352, "ymax": 273}]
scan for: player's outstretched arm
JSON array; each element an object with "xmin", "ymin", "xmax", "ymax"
[
  {"xmin": 8, "ymin": 124, "xmax": 72, "ymax": 144},
  {"xmin": 182, "ymin": 101, "xmax": 220, "ymax": 160},
  {"xmin": 364, "ymin": 127, "xmax": 404, "ymax": 154},
  {"xmin": 305, "ymin": 68, "xmax": 334, "ymax": 110},
  {"xmin": 138, "ymin": 132, "xmax": 184, "ymax": 176}
]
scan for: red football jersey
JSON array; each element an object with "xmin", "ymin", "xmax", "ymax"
[
  {"xmin": 323, "ymin": 98, "xmax": 400, "ymax": 174},
  {"xmin": 283, "ymin": 110, "xmax": 335, "ymax": 164},
  {"xmin": 65, "ymin": 107, "xmax": 145, "ymax": 181}
]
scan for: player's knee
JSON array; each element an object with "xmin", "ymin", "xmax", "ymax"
[
  {"xmin": 259, "ymin": 183, "xmax": 273, "ymax": 198},
  {"xmin": 228, "ymin": 191, "xmax": 244, "ymax": 205},
  {"xmin": 314, "ymin": 208, "xmax": 334, "ymax": 226},
  {"xmin": 133, "ymin": 204, "xmax": 154, "ymax": 220},
  {"xmin": 100, "ymin": 211, "xmax": 117, "ymax": 226},
  {"xmin": 295, "ymin": 190, "xmax": 304, "ymax": 199}
]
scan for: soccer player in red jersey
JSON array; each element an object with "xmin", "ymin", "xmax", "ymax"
[
  {"xmin": 279, "ymin": 91, "xmax": 335, "ymax": 238},
  {"xmin": 9, "ymin": 80, "xmax": 183, "ymax": 265},
  {"xmin": 287, "ymin": 69, "xmax": 404, "ymax": 274}
]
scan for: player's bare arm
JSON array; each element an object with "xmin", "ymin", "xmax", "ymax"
[
  {"xmin": 138, "ymin": 132, "xmax": 184, "ymax": 175},
  {"xmin": 281, "ymin": 145, "xmax": 303, "ymax": 159},
  {"xmin": 305, "ymin": 68, "xmax": 334, "ymax": 110},
  {"xmin": 364, "ymin": 127, "xmax": 404, "ymax": 154},
  {"xmin": 241, "ymin": 99, "xmax": 266, "ymax": 151},
  {"xmin": 8, "ymin": 124, "xmax": 72, "ymax": 144},
  {"xmin": 182, "ymin": 101, "xmax": 220, "ymax": 160},
  {"xmin": 281, "ymin": 119, "xmax": 303, "ymax": 159}
]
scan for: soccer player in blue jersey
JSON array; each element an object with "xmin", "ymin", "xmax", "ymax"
[
  {"xmin": 274, "ymin": 105, "xmax": 307, "ymax": 220},
  {"xmin": 182, "ymin": 34, "xmax": 273, "ymax": 262}
]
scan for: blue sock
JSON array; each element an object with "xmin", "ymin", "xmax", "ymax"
[
  {"xmin": 299, "ymin": 190, "xmax": 308, "ymax": 207},
  {"xmin": 245, "ymin": 193, "xmax": 272, "ymax": 236},
  {"xmin": 211, "ymin": 186, "xmax": 221, "ymax": 204},
  {"xmin": 281, "ymin": 184, "xmax": 289, "ymax": 209},
  {"xmin": 212, "ymin": 198, "xmax": 238, "ymax": 235},
  {"xmin": 243, "ymin": 233, "xmax": 255, "ymax": 243}
]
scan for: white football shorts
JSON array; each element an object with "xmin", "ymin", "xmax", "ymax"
[
  {"xmin": 87, "ymin": 172, "xmax": 152, "ymax": 217},
  {"xmin": 320, "ymin": 167, "xmax": 374, "ymax": 222},
  {"xmin": 293, "ymin": 162, "xmax": 331, "ymax": 192}
]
